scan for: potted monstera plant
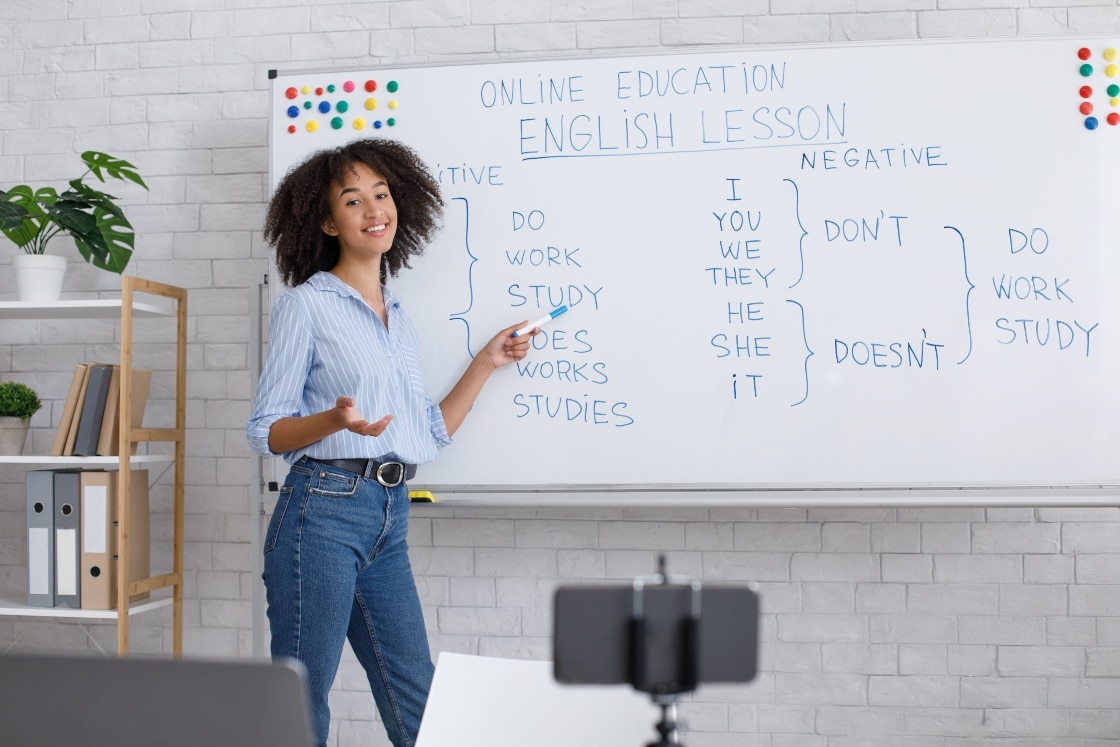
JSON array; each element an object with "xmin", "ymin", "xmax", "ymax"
[
  {"xmin": 0, "ymin": 380, "xmax": 42, "ymax": 455},
  {"xmin": 0, "ymin": 151, "xmax": 148, "ymax": 301}
]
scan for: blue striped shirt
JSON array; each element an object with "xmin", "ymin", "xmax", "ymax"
[{"xmin": 246, "ymin": 271, "xmax": 451, "ymax": 465}]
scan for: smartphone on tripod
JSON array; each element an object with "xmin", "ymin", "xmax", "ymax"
[{"xmin": 553, "ymin": 583, "xmax": 759, "ymax": 692}]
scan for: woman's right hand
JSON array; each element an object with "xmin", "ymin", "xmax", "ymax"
[{"xmin": 336, "ymin": 396, "xmax": 394, "ymax": 437}]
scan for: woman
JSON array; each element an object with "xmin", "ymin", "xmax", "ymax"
[{"xmin": 247, "ymin": 139, "xmax": 533, "ymax": 747}]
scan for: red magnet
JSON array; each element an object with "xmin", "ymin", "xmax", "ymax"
[
  {"xmin": 1080, "ymin": 85, "xmax": 1093, "ymax": 98},
  {"xmin": 285, "ymin": 87, "xmax": 298, "ymax": 99},
  {"xmin": 365, "ymin": 80, "xmax": 377, "ymax": 92},
  {"xmin": 1078, "ymin": 47, "xmax": 1092, "ymax": 61},
  {"xmin": 1080, "ymin": 102, "xmax": 1094, "ymax": 115}
]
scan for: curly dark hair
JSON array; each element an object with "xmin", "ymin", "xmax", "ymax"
[{"xmin": 264, "ymin": 138, "xmax": 444, "ymax": 287}]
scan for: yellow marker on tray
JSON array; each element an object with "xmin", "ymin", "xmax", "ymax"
[{"xmin": 409, "ymin": 490, "xmax": 435, "ymax": 503}]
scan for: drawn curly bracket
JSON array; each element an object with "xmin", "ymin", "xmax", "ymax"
[
  {"xmin": 943, "ymin": 225, "xmax": 976, "ymax": 365},
  {"xmin": 783, "ymin": 178, "xmax": 809, "ymax": 290},
  {"xmin": 786, "ymin": 298, "xmax": 813, "ymax": 407},
  {"xmin": 448, "ymin": 196, "xmax": 479, "ymax": 357}
]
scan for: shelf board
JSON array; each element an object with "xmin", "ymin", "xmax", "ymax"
[
  {"xmin": 0, "ymin": 298, "xmax": 174, "ymax": 320},
  {"xmin": 0, "ymin": 593, "xmax": 173, "ymax": 619},
  {"xmin": 0, "ymin": 455, "xmax": 174, "ymax": 467}
]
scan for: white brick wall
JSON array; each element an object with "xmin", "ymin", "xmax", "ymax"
[{"xmin": 2, "ymin": 2, "xmax": 1120, "ymax": 746}]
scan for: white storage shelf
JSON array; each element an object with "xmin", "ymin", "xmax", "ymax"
[
  {"xmin": 0, "ymin": 298, "xmax": 172, "ymax": 320},
  {"xmin": 0, "ymin": 455, "xmax": 173, "ymax": 467},
  {"xmin": 0, "ymin": 594, "xmax": 172, "ymax": 619},
  {"xmin": 0, "ymin": 281, "xmax": 187, "ymax": 654}
]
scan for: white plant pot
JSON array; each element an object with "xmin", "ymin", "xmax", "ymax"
[
  {"xmin": 12, "ymin": 253, "xmax": 68, "ymax": 302},
  {"xmin": 0, "ymin": 416, "xmax": 30, "ymax": 455}
]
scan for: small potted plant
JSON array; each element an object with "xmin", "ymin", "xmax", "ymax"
[
  {"xmin": 0, "ymin": 380, "xmax": 43, "ymax": 455},
  {"xmin": 1, "ymin": 151, "xmax": 148, "ymax": 302}
]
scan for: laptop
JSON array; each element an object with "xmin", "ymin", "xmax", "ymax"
[{"xmin": 0, "ymin": 652, "xmax": 315, "ymax": 747}]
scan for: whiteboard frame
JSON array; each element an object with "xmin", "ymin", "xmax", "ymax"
[
  {"xmin": 266, "ymin": 35, "xmax": 1120, "ymax": 503},
  {"xmin": 405, "ymin": 485, "xmax": 1120, "ymax": 507}
]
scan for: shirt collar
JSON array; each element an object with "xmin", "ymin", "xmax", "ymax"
[{"xmin": 308, "ymin": 270, "xmax": 400, "ymax": 308}]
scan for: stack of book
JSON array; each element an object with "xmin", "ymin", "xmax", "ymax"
[{"xmin": 50, "ymin": 363, "xmax": 151, "ymax": 457}]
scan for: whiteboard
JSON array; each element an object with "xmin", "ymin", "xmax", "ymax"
[{"xmin": 269, "ymin": 37, "xmax": 1120, "ymax": 492}]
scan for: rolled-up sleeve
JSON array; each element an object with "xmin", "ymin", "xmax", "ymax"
[
  {"xmin": 428, "ymin": 400, "xmax": 452, "ymax": 449},
  {"xmin": 246, "ymin": 293, "xmax": 313, "ymax": 457}
]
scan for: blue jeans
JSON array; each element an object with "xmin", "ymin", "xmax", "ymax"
[{"xmin": 263, "ymin": 457, "xmax": 434, "ymax": 747}]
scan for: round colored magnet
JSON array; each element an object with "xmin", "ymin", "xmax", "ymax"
[
  {"xmin": 330, "ymin": 117, "xmax": 343, "ymax": 130},
  {"xmin": 1106, "ymin": 47, "xmax": 1119, "ymax": 61},
  {"xmin": 318, "ymin": 101, "xmax": 331, "ymax": 113},
  {"xmin": 1085, "ymin": 116, "xmax": 1099, "ymax": 130},
  {"xmin": 352, "ymin": 117, "xmax": 366, "ymax": 130},
  {"xmin": 365, "ymin": 98, "xmax": 378, "ymax": 110},
  {"xmin": 344, "ymin": 81, "xmax": 355, "ymax": 93},
  {"xmin": 307, "ymin": 120, "xmax": 319, "ymax": 132},
  {"xmin": 365, "ymin": 80, "xmax": 377, "ymax": 92},
  {"xmin": 388, "ymin": 99, "xmax": 398, "ymax": 110},
  {"xmin": 387, "ymin": 80, "xmax": 399, "ymax": 93},
  {"xmin": 1078, "ymin": 47, "xmax": 1092, "ymax": 61},
  {"xmin": 1109, "ymin": 84, "xmax": 1120, "ymax": 96},
  {"xmin": 373, "ymin": 120, "xmax": 383, "ymax": 129},
  {"xmin": 1080, "ymin": 101, "xmax": 1094, "ymax": 115},
  {"xmin": 337, "ymin": 100, "xmax": 349, "ymax": 113},
  {"xmin": 387, "ymin": 117, "xmax": 396, "ymax": 127},
  {"xmin": 1109, "ymin": 112, "xmax": 1120, "ymax": 126},
  {"xmin": 287, "ymin": 125, "xmax": 297, "ymax": 134},
  {"xmin": 301, "ymin": 85, "xmax": 310, "ymax": 94},
  {"xmin": 315, "ymin": 87, "xmax": 324, "ymax": 96},
  {"xmin": 303, "ymin": 101, "xmax": 312, "ymax": 109},
  {"xmin": 1107, "ymin": 64, "xmax": 1119, "ymax": 77},
  {"xmin": 327, "ymin": 84, "xmax": 336, "ymax": 93},
  {"xmin": 285, "ymin": 87, "xmax": 298, "ymax": 99},
  {"xmin": 1081, "ymin": 63, "xmax": 1094, "ymax": 77},
  {"xmin": 287, "ymin": 105, "xmax": 300, "ymax": 118},
  {"xmin": 1080, "ymin": 85, "xmax": 1093, "ymax": 98}
]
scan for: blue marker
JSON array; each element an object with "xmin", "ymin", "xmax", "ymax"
[{"xmin": 512, "ymin": 305, "xmax": 568, "ymax": 337}]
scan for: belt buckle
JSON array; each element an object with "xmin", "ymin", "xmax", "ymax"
[{"xmin": 375, "ymin": 461, "xmax": 405, "ymax": 487}]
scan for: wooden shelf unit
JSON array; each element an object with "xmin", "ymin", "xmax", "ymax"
[{"xmin": 0, "ymin": 276, "xmax": 186, "ymax": 656}]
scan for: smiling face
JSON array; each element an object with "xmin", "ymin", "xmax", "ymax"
[{"xmin": 321, "ymin": 161, "xmax": 398, "ymax": 263}]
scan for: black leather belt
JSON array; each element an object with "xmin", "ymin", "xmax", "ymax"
[{"xmin": 310, "ymin": 457, "xmax": 416, "ymax": 487}]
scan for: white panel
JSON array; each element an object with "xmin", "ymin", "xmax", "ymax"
[
  {"xmin": 27, "ymin": 528, "xmax": 48, "ymax": 595},
  {"xmin": 83, "ymin": 486, "xmax": 109, "ymax": 554},
  {"xmin": 56, "ymin": 528, "xmax": 77, "ymax": 597}
]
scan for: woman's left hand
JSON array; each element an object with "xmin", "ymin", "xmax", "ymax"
[
  {"xmin": 480, "ymin": 322, "xmax": 534, "ymax": 368},
  {"xmin": 439, "ymin": 322, "xmax": 536, "ymax": 436}
]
